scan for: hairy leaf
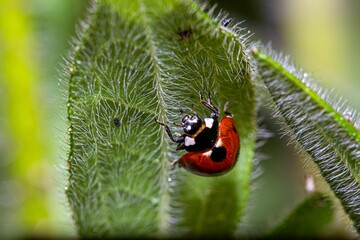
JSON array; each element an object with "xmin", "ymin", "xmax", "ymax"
[
  {"xmin": 268, "ymin": 193, "xmax": 333, "ymax": 238},
  {"xmin": 65, "ymin": 0, "xmax": 255, "ymax": 237},
  {"xmin": 252, "ymin": 47, "xmax": 360, "ymax": 232}
]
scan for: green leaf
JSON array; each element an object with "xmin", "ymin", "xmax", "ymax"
[
  {"xmin": 65, "ymin": 0, "xmax": 255, "ymax": 238},
  {"xmin": 268, "ymin": 193, "xmax": 333, "ymax": 238},
  {"xmin": 252, "ymin": 47, "xmax": 360, "ymax": 232}
]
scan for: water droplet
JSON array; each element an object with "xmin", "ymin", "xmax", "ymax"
[
  {"xmin": 75, "ymin": 46, "xmax": 80, "ymax": 51},
  {"xmin": 76, "ymin": 60, "xmax": 82, "ymax": 65},
  {"xmin": 167, "ymin": 177, "xmax": 172, "ymax": 182},
  {"xmin": 305, "ymin": 175, "xmax": 315, "ymax": 192},
  {"xmin": 303, "ymin": 73, "xmax": 308, "ymax": 78},
  {"xmin": 68, "ymin": 127, "xmax": 72, "ymax": 132},
  {"xmin": 69, "ymin": 67, "xmax": 74, "ymax": 73}
]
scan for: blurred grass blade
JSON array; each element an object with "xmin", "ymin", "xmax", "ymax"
[
  {"xmin": 65, "ymin": 0, "xmax": 255, "ymax": 238},
  {"xmin": 252, "ymin": 47, "xmax": 360, "ymax": 232},
  {"xmin": 268, "ymin": 193, "xmax": 333, "ymax": 238}
]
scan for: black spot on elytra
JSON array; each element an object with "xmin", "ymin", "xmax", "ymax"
[
  {"xmin": 211, "ymin": 146, "xmax": 227, "ymax": 162},
  {"xmin": 232, "ymin": 124, "xmax": 237, "ymax": 133}
]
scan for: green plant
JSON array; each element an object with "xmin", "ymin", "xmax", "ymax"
[{"xmin": 63, "ymin": 0, "xmax": 360, "ymax": 238}]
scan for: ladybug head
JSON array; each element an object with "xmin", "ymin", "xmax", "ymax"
[{"xmin": 182, "ymin": 115, "xmax": 203, "ymax": 135}]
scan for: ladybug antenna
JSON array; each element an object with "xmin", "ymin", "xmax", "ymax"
[
  {"xmin": 179, "ymin": 106, "xmax": 195, "ymax": 116},
  {"xmin": 191, "ymin": 104, "xmax": 196, "ymax": 115},
  {"xmin": 223, "ymin": 101, "xmax": 233, "ymax": 117},
  {"xmin": 173, "ymin": 121, "xmax": 184, "ymax": 127}
]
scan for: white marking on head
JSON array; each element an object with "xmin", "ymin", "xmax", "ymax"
[
  {"xmin": 189, "ymin": 118, "xmax": 198, "ymax": 123},
  {"xmin": 215, "ymin": 139, "xmax": 222, "ymax": 148},
  {"xmin": 186, "ymin": 125, "xmax": 192, "ymax": 131},
  {"xmin": 203, "ymin": 150, "xmax": 212, "ymax": 157},
  {"xmin": 204, "ymin": 118, "xmax": 214, "ymax": 129},
  {"xmin": 184, "ymin": 136, "xmax": 196, "ymax": 146}
]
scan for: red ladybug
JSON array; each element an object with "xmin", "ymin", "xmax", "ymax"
[{"xmin": 156, "ymin": 92, "xmax": 240, "ymax": 176}]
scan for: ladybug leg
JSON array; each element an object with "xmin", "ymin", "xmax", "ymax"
[
  {"xmin": 199, "ymin": 91, "xmax": 219, "ymax": 115},
  {"xmin": 223, "ymin": 101, "xmax": 233, "ymax": 117},
  {"xmin": 191, "ymin": 104, "xmax": 196, "ymax": 115},
  {"xmin": 170, "ymin": 158, "xmax": 180, "ymax": 170},
  {"xmin": 155, "ymin": 118, "xmax": 185, "ymax": 143},
  {"xmin": 200, "ymin": 87, "xmax": 214, "ymax": 105}
]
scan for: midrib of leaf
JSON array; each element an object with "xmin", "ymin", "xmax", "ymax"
[
  {"xmin": 136, "ymin": 0, "xmax": 170, "ymax": 233},
  {"xmin": 254, "ymin": 50, "xmax": 360, "ymax": 145}
]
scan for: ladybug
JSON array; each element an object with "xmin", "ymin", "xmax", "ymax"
[{"xmin": 155, "ymin": 92, "xmax": 240, "ymax": 176}]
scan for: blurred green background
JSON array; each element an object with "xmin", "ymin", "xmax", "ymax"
[{"xmin": 0, "ymin": 0, "xmax": 358, "ymax": 238}]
